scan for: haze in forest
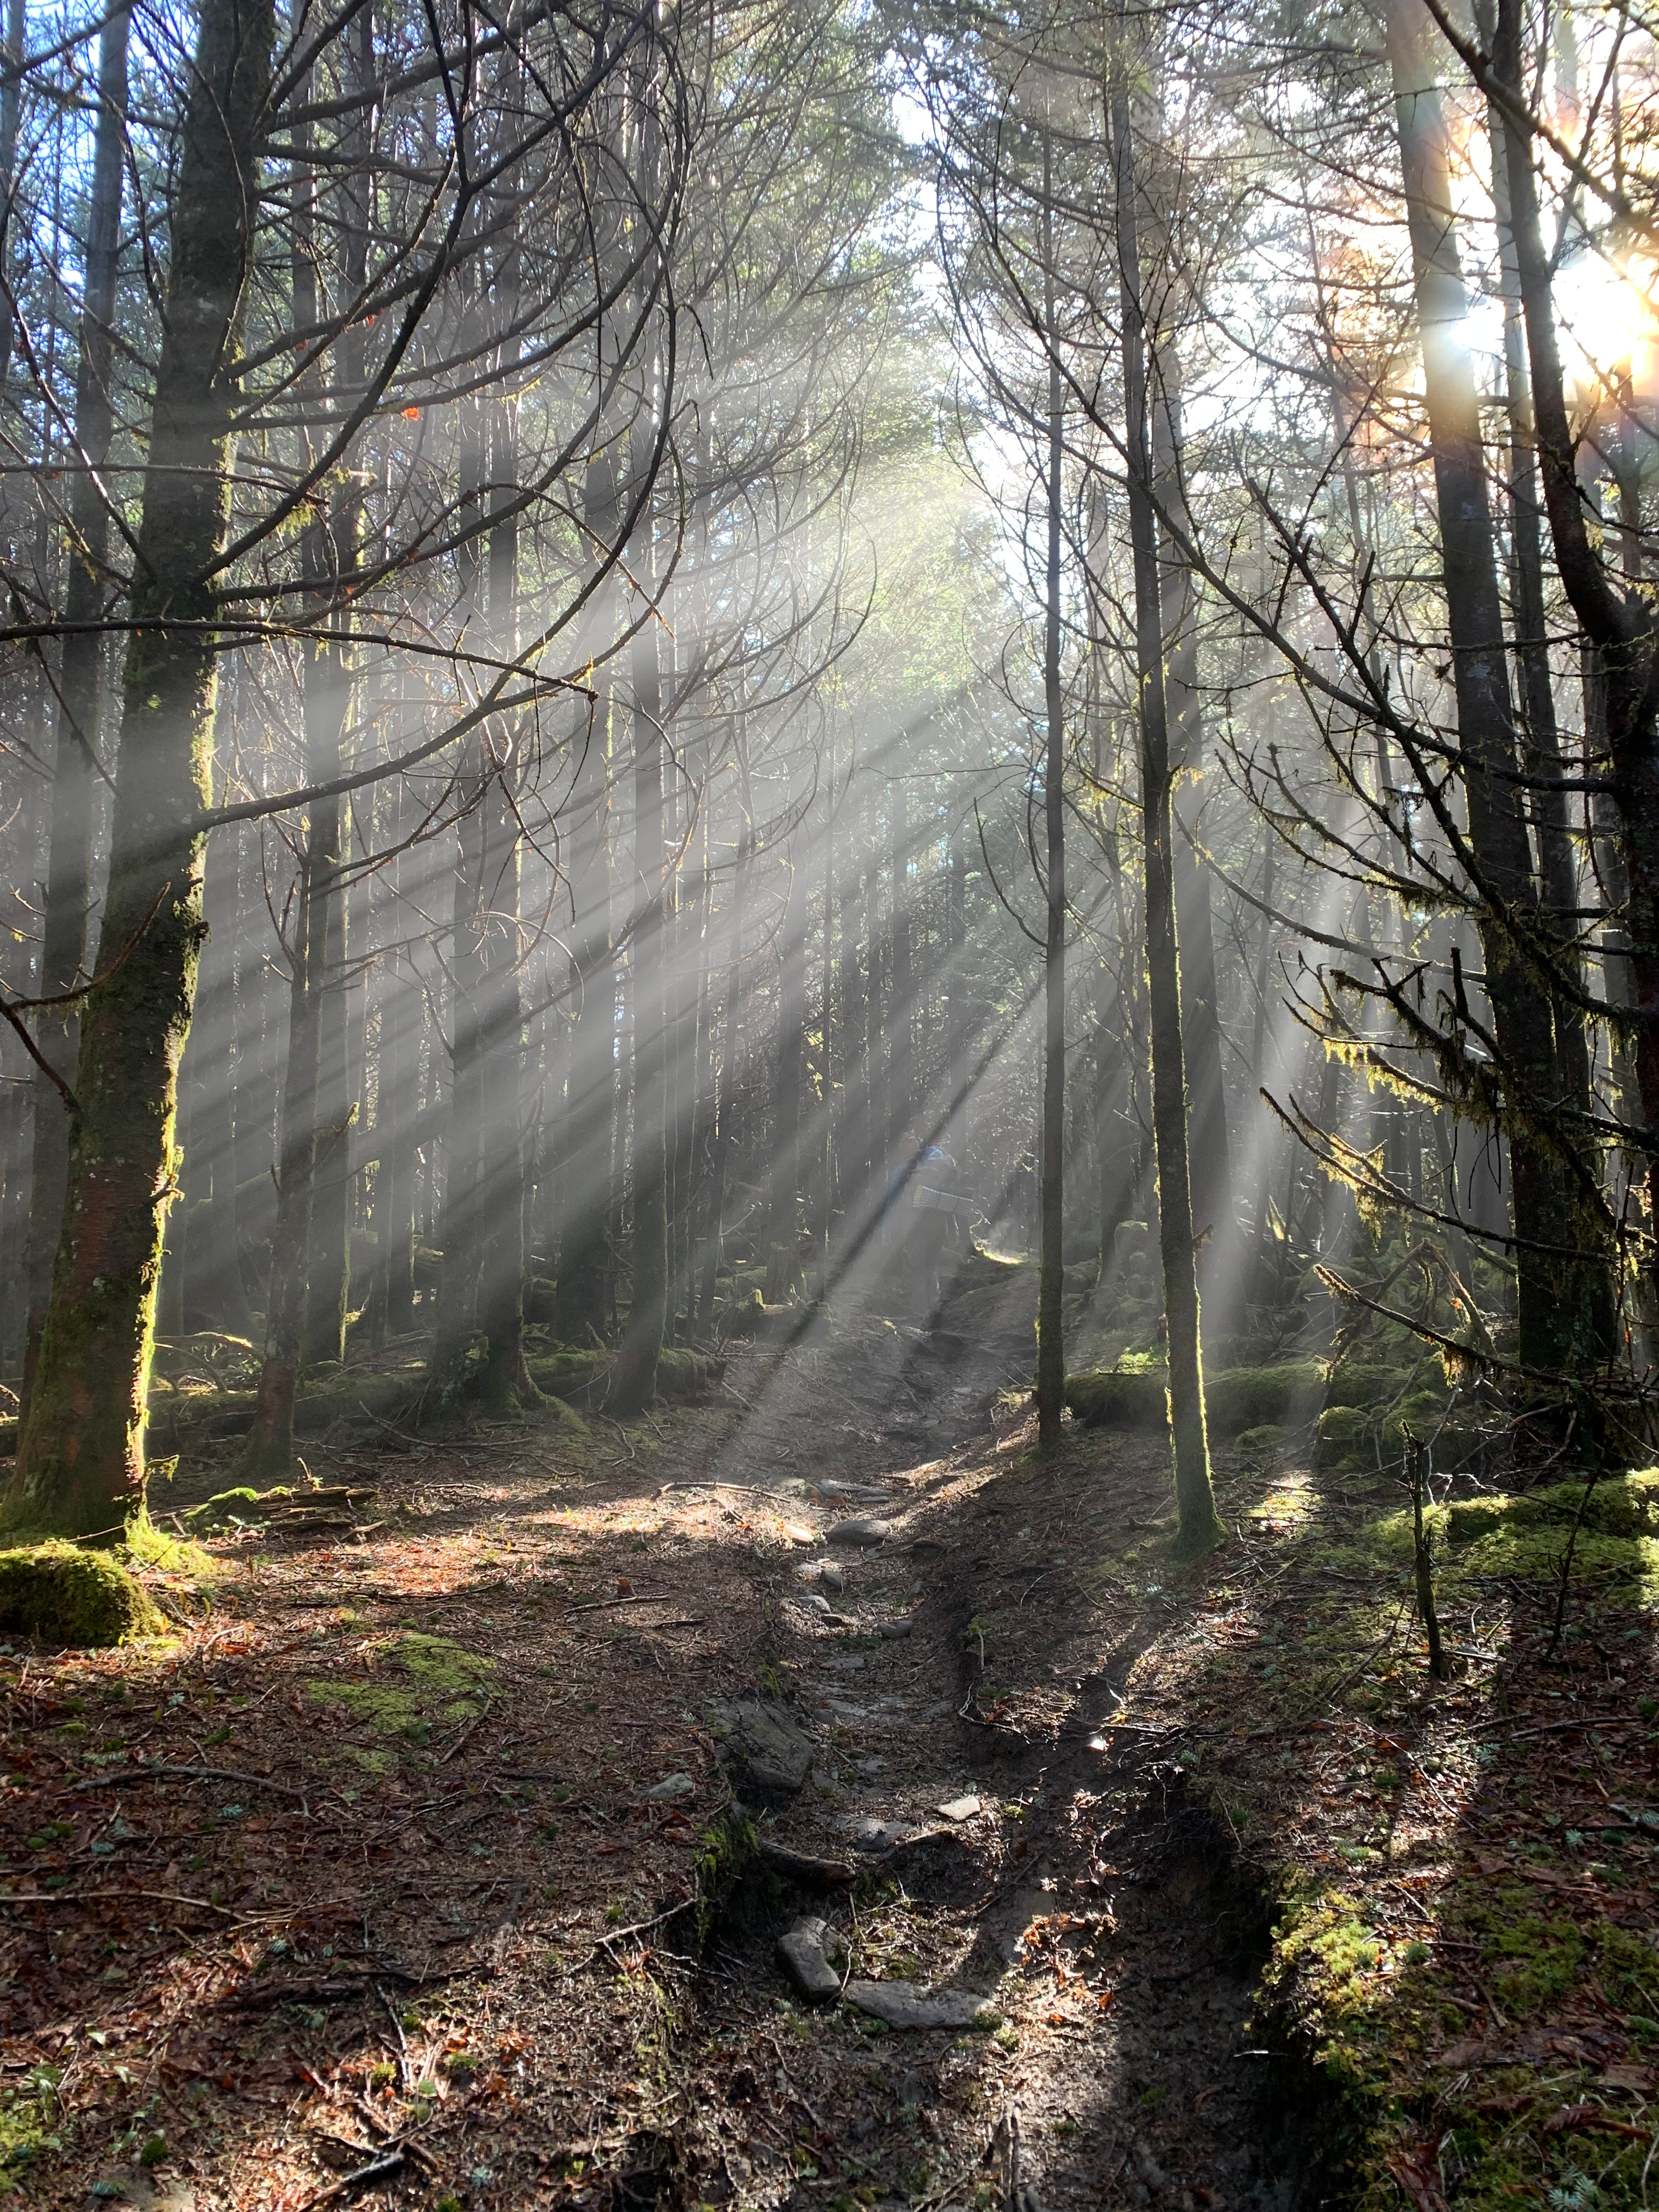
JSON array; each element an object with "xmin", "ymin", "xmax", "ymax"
[{"xmin": 1, "ymin": 0, "xmax": 1656, "ymax": 1542}]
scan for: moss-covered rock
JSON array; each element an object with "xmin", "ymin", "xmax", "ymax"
[
  {"xmin": 1066, "ymin": 1361, "xmax": 1324, "ymax": 1440},
  {"xmin": 1064, "ymin": 1367, "xmax": 1169, "ymax": 1430},
  {"xmin": 0, "ymin": 1543, "xmax": 162, "ymax": 1646},
  {"xmin": 1235, "ymin": 1424, "xmax": 1285, "ymax": 1455},
  {"xmin": 1314, "ymin": 1389, "xmax": 1477, "ymax": 1471},
  {"xmin": 656, "ymin": 1348, "xmax": 726, "ymax": 1401},
  {"xmin": 1365, "ymin": 1478, "xmax": 1659, "ymax": 1595},
  {"xmin": 527, "ymin": 1345, "xmax": 725, "ymax": 1407},
  {"xmin": 721, "ymin": 1288, "xmax": 767, "ymax": 1338},
  {"xmin": 522, "ymin": 1276, "xmax": 558, "ymax": 1325},
  {"xmin": 528, "ymin": 1348, "xmax": 605, "ymax": 1400},
  {"xmin": 1208, "ymin": 1363, "xmax": 1325, "ymax": 1435}
]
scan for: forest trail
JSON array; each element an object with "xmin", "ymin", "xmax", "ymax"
[{"xmin": 2, "ymin": 1268, "xmax": 1655, "ymax": 2209}]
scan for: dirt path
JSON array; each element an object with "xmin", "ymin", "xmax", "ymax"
[{"xmin": 4, "ymin": 1271, "xmax": 1654, "ymax": 2210}]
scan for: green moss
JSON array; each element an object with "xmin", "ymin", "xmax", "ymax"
[
  {"xmin": 307, "ymin": 1631, "xmax": 494, "ymax": 1746},
  {"xmin": 1597, "ymin": 1920, "xmax": 1659, "ymax": 2015},
  {"xmin": 1465, "ymin": 1884, "xmax": 1583, "ymax": 2016},
  {"xmin": 182, "ymin": 1486, "xmax": 266, "ymax": 1531},
  {"xmin": 0, "ymin": 2068, "xmax": 63, "ymax": 2176},
  {"xmin": 692, "ymin": 1805, "xmax": 761, "ymax": 1947},
  {"xmin": 1420, "ymin": 1483, "xmax": 1659, "ymax": 1595},
  {"xmin": 1258, "ymin": 1881, "xmax": 1398, "ymax": 2095},
  {"xmin": 0, "ymin": 1543, "xmax": 162, "ymax": 1647}
]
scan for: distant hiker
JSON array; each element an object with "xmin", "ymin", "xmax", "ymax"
[{"xmin": 884, "ymin": 1132, "xmax": 967, "ymax": 1316}]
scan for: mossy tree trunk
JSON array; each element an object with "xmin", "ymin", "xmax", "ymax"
[
  {"xmin": 5, "ymin": 0, "xmax": 275, "ymax": 1536},
  {"xmin": 20, "ymin": 2, "xmax": 131, "ymax": 1415},
  {"xmin": 1113, "ymin": 72, "xmax": 1224, "ymax": 1560}
]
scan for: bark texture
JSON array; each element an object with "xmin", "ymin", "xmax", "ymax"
[{"xmin": 7, "ymin": 0, "xmax": 276, "ymax": 1534}]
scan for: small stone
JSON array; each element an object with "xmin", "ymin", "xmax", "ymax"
[
  {"xmin": 644, "ymin": 1772, "xmax": 695, "ymax": 1802},
  {"xmin": 776, "ymin": 1915, "xmax": 846, "ymax": 2001},
  {"xmin": 828, "ymin": 1519, "xmax": 893, "ymax": 1548},
  {"xmin": 783, "ymin": 1523, "xmax": 820, "ymax": 1545},
  {"xmin": 842, "ymin": 1979, "xmax": 998, "ymax": 2031},
  {"xmin": 801, "ymin": 1593, "xmax": 832, "ymax": 1616},
  {"xmin": 935, "ymin": 1795, "xmax": 981, "ymax": 1822},
  {"xmin": 878, "ymin": 1616, "xmax": 916, "ymax": 1640},
  {"xmin": 820, "ymin": 1562, "xmax": 846, "ymax": 1592}
]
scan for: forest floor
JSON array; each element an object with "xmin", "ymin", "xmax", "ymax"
[{"xmin": 2, "ymin": 1253, "xmax": 1657, "ymax": 2212}]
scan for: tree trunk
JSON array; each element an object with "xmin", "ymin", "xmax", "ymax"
[
  {"xmin": 1151, "ymin": 348, "xmax": 1230, "ymax": 1249},
  {"xmin": 298, "ymin": 800, "xmax": 352, "ymax": 1367},
  {"xmin": 766, "ymin": 848, "xmax": 806, "ymax": 1303},
  {"xmin": 1388, "ymin": 0, "xmax": 1615, "ymax": 1379},
  {"xmin": 613, "ymin": 504, "xmax": 667, "ymax": 1411},
  {"xmin": 475, "ymin": 382, "xmax": 533, "ymax": 1407},
  {"xmin": 7, "ymin": 0, "xmax": 275, "ymax": 1534},
  {"xmin": 888, "ymin": 782, "xmax": 912, "ymax": 1148},
  {"xmin": 1036, "ymin": 134, "xmax": 1066, "ymax": 1444},
  {"xmin": 1496, "ymin": 0, "xmax": 1659, "ymax": 1266},
  {"xmin": 19, "ymin": 3, "xmax": 131, "ymax": 1413},
  {"xmin": 1113, "ymin": 70, "xmax": 1223, "ymax": 1558},
  {"xmin": 697, "ymin": 817, "xmax": 749, "ymax": 1336},
  {"xmin": 240, "ymin": 844, "xmax": 325, "ymax": 1483}
]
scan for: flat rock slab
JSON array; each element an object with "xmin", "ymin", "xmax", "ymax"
[
  {"xmin": 842, "ymin": 1979, "xmax": 998, "ymax": 2031},
  {"xmin": 827, "ymin": 1519, "xmax": 893, "ymax": 1548},
  {"xmin": 845, "ymin": 1815, "xmax": 919, "ymax": 1854},
  {"xmin": 935, "ymin": 1795, "xmax": 981, "ymax": 1822},
  {"xmin": 709, "ymin": 1699, "xmax": 811, "ymax": 1796},
  {"xmin": 643, "ymin": 1771, "xmax": 695, "ymax": 1802},
  {"xmin": 776, "ymin": 1915, "xmax": 846, "ymax": 2002}
]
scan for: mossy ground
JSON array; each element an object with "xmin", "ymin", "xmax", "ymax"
[{"xmin": 307, "ymin": 1629, "xmax": 495, "ymax": 1763}]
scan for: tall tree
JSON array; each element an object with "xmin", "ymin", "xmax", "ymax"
[
  {"xmin": 7, "ymin": 0, "xmax": 276, "ymax": 1534},
  {"xmin": 19, "ymin": 2, "xmax": 131, "ymax": 1410},
  {"xmin": 1113, "ymin": 62, "xmax": 1223, "ymax": 1558}
]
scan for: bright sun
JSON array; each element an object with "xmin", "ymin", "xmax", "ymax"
[{"xmin": 1555, "ymin": 244, "xmax": 1659, "ymax": 398}]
